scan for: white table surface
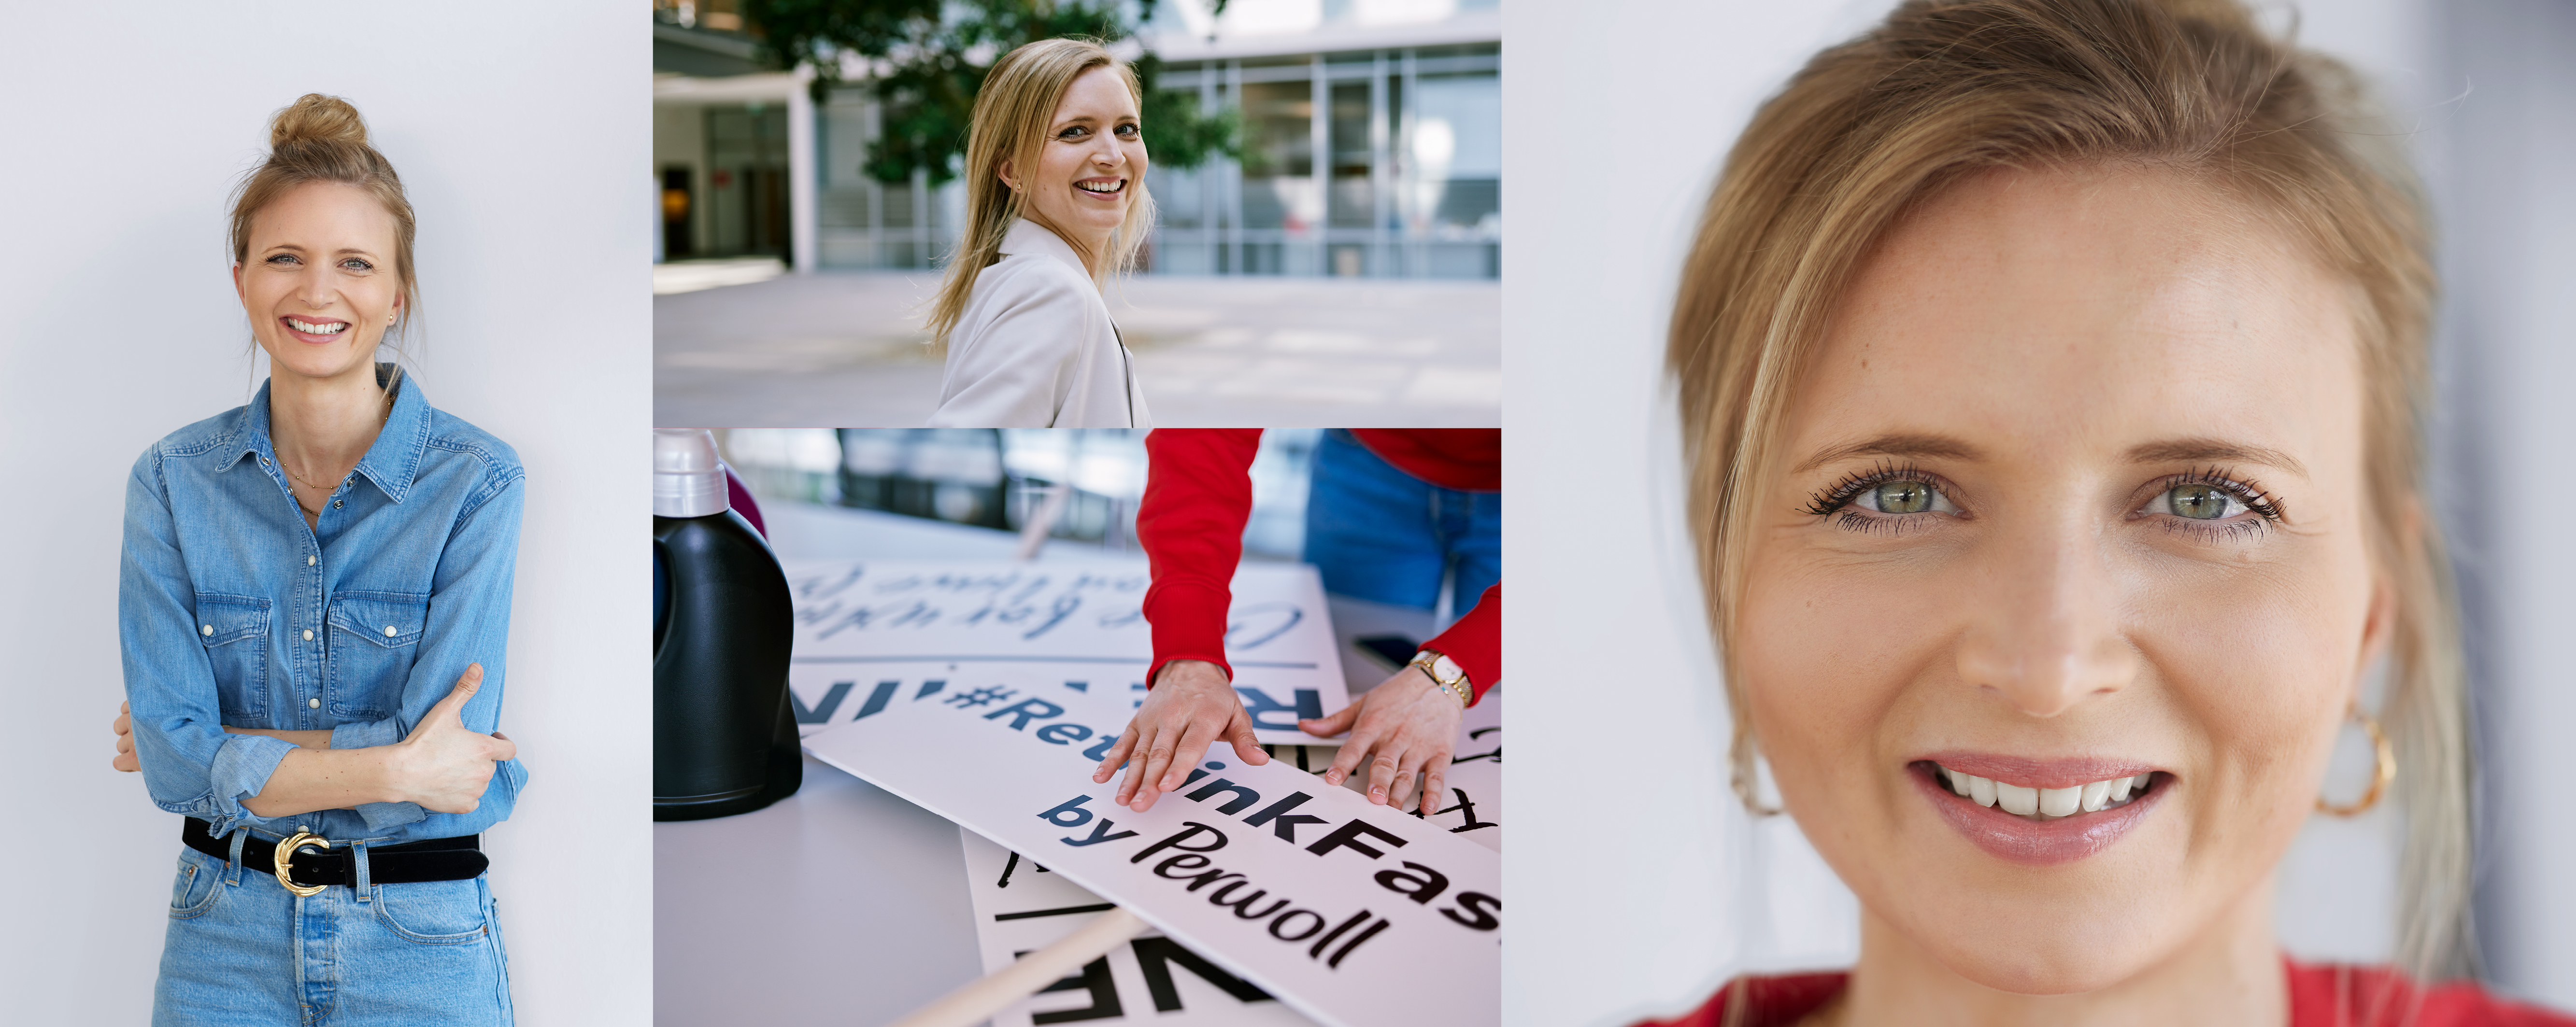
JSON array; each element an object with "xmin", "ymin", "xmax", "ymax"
[{"xmin": 654, "ymin": 502, "xmax": 1431, "ymax": 1026}]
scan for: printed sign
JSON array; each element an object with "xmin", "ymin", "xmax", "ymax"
[
  {"xmin": 784, "ymin": 560, "xmax": 1351, "ymax": 746},
  {"xmin": 962, "ymin": 829, "xmax": 1318, "ymax": 1027},
  {"xmin": 958, "ymin": 689, "xmax": 1505, "ymax": 1026},
  {"xmin": 801, "ymin": 677, "xmax": 1499, "ymax": 1027}
]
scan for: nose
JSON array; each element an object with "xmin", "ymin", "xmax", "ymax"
[
  {"xmin": 292, "ymin": 263, "xmax": 335, "ymax": 310},
  {"xmin": 1952, "ymin": 514, "xmax": 2139, "ymax": 717}
]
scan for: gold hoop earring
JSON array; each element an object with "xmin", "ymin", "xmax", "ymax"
[
  {"xmin": 2317, "ymin": 704, "xmax": 2395, "ymax": 817},
  {"xmin": 1730, "ymin": 722, "xmax": 1783, "ymax": 817}
]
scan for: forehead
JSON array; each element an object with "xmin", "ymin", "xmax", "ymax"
[
  {"xmin": 1052, "ymin": 65, "xmax": 1136, "ymax": 119},
  {"xmin": 248, "ymin": 181, "xmax": 398, "ymax": 250},
  {"xmin": 1786, "ymin": 166, "xmax": 2363, "ymax": 470}
]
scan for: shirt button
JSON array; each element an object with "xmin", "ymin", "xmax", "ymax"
[
  {"xmin": 333, "ymin": 500, "xmax": 344, "ymax": 509},
  {"xmin": 308, "ymin": 698, "xmax": 321, "ymax": 709},
  {"xmin": 384, "ymin": 625, "xmax": 399, "ymax": 637},
  {"xmin": 307, "ymin": 555, "xmax": 316, "ymax": 566},
  {"xmin": 304, "ymin": 629, "xmax": 314, "ymax": 641},
  {"xmin": 201, "ymin": 624, "xmax": 212, "ymax": 635}
]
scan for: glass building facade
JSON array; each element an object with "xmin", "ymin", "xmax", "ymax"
[{"xmin": 1148, "ymin": 43, "xmax": 1500, "ymax": 279}]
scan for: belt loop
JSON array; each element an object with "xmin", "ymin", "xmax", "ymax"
[
  {"xmin": 224, "ymin": 828, "xmax": 248, "ymax": 887},
  {"xmin": 354, "ymin": 841, "xmax": 373, "ymax": 903}
]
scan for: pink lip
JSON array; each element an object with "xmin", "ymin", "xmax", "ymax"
[
  {"xmin": 1912, "ymin": 760, "xmax": 2167, "ymax": 866},
  {"xmin": 279, "ymin": 315, "xmax": 350, "ymax": 345}
]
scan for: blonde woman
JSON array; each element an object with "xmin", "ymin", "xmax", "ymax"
[
  {"xmin": 925, "ymin": 37, "xmax": 1154, "ymax": 428},
  {"xmin": 113, "ymin": 94, "xmax": 523, "ymax": 1025},
  {"xmin": 1639, "ymin": 1, "xmax": 2571, "ymax": 1024}
]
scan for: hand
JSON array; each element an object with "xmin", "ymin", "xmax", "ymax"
[
  {"xmin": 1091, "ymin": 660, "xmax": 1268, "ymax": 813},
  {"xmin": 1299, "ymin": 665, "xmax": 1465, "ymax": 814},
  {"xmin": 113, "ymin": 701, "xmax": 138, "ymax": 773},
  {"xmin": 389, "ymin": 664, "xmax": 517, "ymax": 815}
]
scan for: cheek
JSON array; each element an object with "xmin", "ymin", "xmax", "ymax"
[
  {"xmin": 1735, "ymin": 552, "xmax": 1938, "ymax": 792},
  {"xmin": 2129, "ymin": 560, "xmax": 2360, "ymax": 809}
]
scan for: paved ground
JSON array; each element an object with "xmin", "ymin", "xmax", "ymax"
[{"xmin": 655, "ymin": 271, "xmax": 1500, "ymax": 427}]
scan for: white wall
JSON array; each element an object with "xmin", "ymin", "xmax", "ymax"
[
  {"xmin": 0, "ymin": 4, "xmax": 650, "ymax": 1024},
  {"xmin": 1503, "ymin": 1, "xmax": 2569, "ymax": 1024}
]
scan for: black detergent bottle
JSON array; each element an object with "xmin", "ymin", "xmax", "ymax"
[{"xmin": 654, "ymin": 429, "xmax": 801, "ymax": 820}]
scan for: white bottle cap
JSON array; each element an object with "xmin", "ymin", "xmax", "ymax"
[{"xmin": 654, "ymin": 429, "xmax": 731, "ymax": 519}]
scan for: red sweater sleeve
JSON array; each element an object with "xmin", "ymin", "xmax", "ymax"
[
  {"xmin": 1137, "ymin": 429, "xmax": 1263, "ymax": 686},
  {"xmin": 1423, "ymin": 584, "xmax": 1501, "ymax": 703}
]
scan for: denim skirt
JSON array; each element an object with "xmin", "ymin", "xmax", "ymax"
[{"xmin": 156, "ymin": 843, "xmax": 512, "ymax": 1026}]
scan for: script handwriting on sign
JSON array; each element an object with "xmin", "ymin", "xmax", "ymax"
[{"xmin": 791, "ymin": 565, "xmax": 1151, "ymax": 643}]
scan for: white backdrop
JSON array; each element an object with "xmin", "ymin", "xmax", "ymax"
[
  {"xmin": 1502, "ymin": 1, "xmax": 2572, "ymax": 1025},
  {"xmin": 0, "ymin": 3, "xmax": 650, "ymax": 1024}
]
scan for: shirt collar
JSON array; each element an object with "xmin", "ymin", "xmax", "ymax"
[
  {"xmin": 219, "ymin": 364, "xmax": 431, "ymax": 503},
  {"xmin": 1002, "ymin": 218, "xmax": 1099, "ymax": 281}
]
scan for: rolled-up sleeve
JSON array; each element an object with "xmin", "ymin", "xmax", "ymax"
[
  {"xmin": 329, "ymin": 464, "xmax": 527, "ymax": 831},
  {"xmin": 121, "ymin": 449, "xmax": 298, "ymax": 839}
]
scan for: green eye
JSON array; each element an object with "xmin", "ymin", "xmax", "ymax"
[
  {"xmin": 2168, "ymin": 483, "xmax": 2232, "ymax": 520},
  {"xmin": 1872, "ymin": 481, "xmax": 1935, "ymax": 514}
]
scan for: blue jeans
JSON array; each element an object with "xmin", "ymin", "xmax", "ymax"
[
  {"xmin": 1302, "ymin": 430, "xmax": 1500, "ymax": 616},
  {"xmin": 157, "ymin": 842, "xmax": 513, "ymax": 1025}
]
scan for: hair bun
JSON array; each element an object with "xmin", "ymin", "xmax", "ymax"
[{"xmin": 270, "ymin": 93, "xmax": 368, "ymax": 149}]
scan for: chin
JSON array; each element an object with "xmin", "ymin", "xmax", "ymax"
[{"xmin": 1879, "ymin": 871, "xmax": 2186, "ymax": 996}]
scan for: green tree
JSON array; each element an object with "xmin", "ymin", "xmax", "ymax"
[{"xmin": 742, "ymin": 0, "xmax": 1239, "ymax": 186}]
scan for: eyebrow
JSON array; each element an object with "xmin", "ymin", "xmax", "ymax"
[
  {"xmin": 262, "ymin": 245, "xmax": 379, "ymax": 258},
  {"xmin": 1791, "ymin": 433, "xmax": 1986, "ymax": 475},
  {"xmin": 1791, "ymin": 432, "xmax": 2310, "ymax": 480},
  {"xmin": 2125, "ymin": 437, "xmax": 2309, "ymax": 479}
]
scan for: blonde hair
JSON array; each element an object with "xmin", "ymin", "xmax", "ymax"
[
  {"xmin": 925, "ymin": 38, "xmax": 1156, "ymax": 349},
  {"xmin": 1670, "ymin": 0, "xmax": 2471, "ymax": 983},
  {"xmin": 228, "ymin": 93, "xmax": 421, "ymax": 367}
]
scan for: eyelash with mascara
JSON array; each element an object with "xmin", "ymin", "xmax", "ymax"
[{"xmin": 1800, "ymin": 461, "xmax": 2286, "ymax": 539}]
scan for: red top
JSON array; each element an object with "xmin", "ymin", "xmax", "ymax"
[
  {"xmin": 1136, "ymin": 429, "xmax": 1500, "ymax": 701},
  {"xmin": 1636, "ymin": 960, "xmax": 2576, "ymax": 1027}
]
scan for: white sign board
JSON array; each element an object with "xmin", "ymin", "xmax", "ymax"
[
  {"xmin": 785, "ymin": 560, "xmax": 1351, "ymax": 746},
  {"xmin": 959, "ymin": 689, "xmax": 1504, "ymax": 1026},
  {"xmin": 962, "ymin": 829, "xmax": 1319, "ymax": 1027},
  {"xmin": 801, "ymin": 680, "xmax": 1500, "ymax": 1027}
]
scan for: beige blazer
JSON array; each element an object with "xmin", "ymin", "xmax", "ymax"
[{"xmin": 928, "ymin": 219, "xmax": 1151, "ymax": 428}]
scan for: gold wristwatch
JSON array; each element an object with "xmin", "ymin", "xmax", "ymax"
[{"xmin": 1409, "ymin": 649, "xmax": 1472, "ymax": 707}]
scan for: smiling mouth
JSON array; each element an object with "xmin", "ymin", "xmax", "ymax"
[
  {"xmin": 1076, "ymin": 179, "xmax": 1125, "ymax": 196},
  {"xmin": 284, "ymin": 317, "xmax": 348, "ymax": 336},
  {"xmin": 1922, "ymin": 760, "xmax": 2159, "ymax": 820}
]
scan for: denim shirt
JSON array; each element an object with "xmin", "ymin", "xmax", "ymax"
[{"xmin": 121, "ymin": 367, "xmax": 527, "ymax": 845}]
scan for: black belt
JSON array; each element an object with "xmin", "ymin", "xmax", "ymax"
[{"xmin": 184, "ymin": 817, "xmax": 487, "ymax": 893}]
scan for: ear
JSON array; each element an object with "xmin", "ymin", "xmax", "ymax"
[
  {"xmin": 996, "ymin": 159, "xmax": 1017, "ymax": 193},
  {"xmin": 231, "ymin": 262, "xmax": 246, "ymax": 305}
]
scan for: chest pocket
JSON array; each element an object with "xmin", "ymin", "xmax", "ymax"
[
  {"xmin": 195, "ymin": 593, "xmax": 270, "ymax": 719},
  {"xmin": 326, "ymin": 591, "xmax": 429, "ymax": 721}
]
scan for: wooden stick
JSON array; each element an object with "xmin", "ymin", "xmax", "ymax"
[
  {"xmin": 883, "ymin": 906, "xmax": 1147, "ymax": 1027},
  {"xmin": 1013, "ymin": 483, "xmax": 1073, "ymax": 563}
]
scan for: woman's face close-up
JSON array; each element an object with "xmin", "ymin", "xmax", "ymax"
[
  {"xmin": 233, "ymin": 180, "xmax": 400, "ymax": 384},
  {"xmin": 1736, "ymin": 166, "xmax": 2391, "ymax": 997},
  {"xmin": 1015, "ymin": 65, "xmax": 1146, "ymax": 244}
]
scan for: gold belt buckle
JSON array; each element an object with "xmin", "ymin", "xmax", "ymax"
[{"xmin": 272, "ymin": 831, "xmax": 332, "ymax": 897}]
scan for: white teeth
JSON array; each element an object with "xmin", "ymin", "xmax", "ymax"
[
  {"xmin": 1936, "ymin": 762, "xmax": 2158, "ymax": 820},
  {"xmin": 1996, "ymin": 781, "xmax": 2038, "ymax": 816},
  {"xmin": 288, "ymin": 318, "xmax": 344, "ymax": 335},
  {"xmin": 1077, "ymin": 180, "xmax": 1123, "ymax": 193}
]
